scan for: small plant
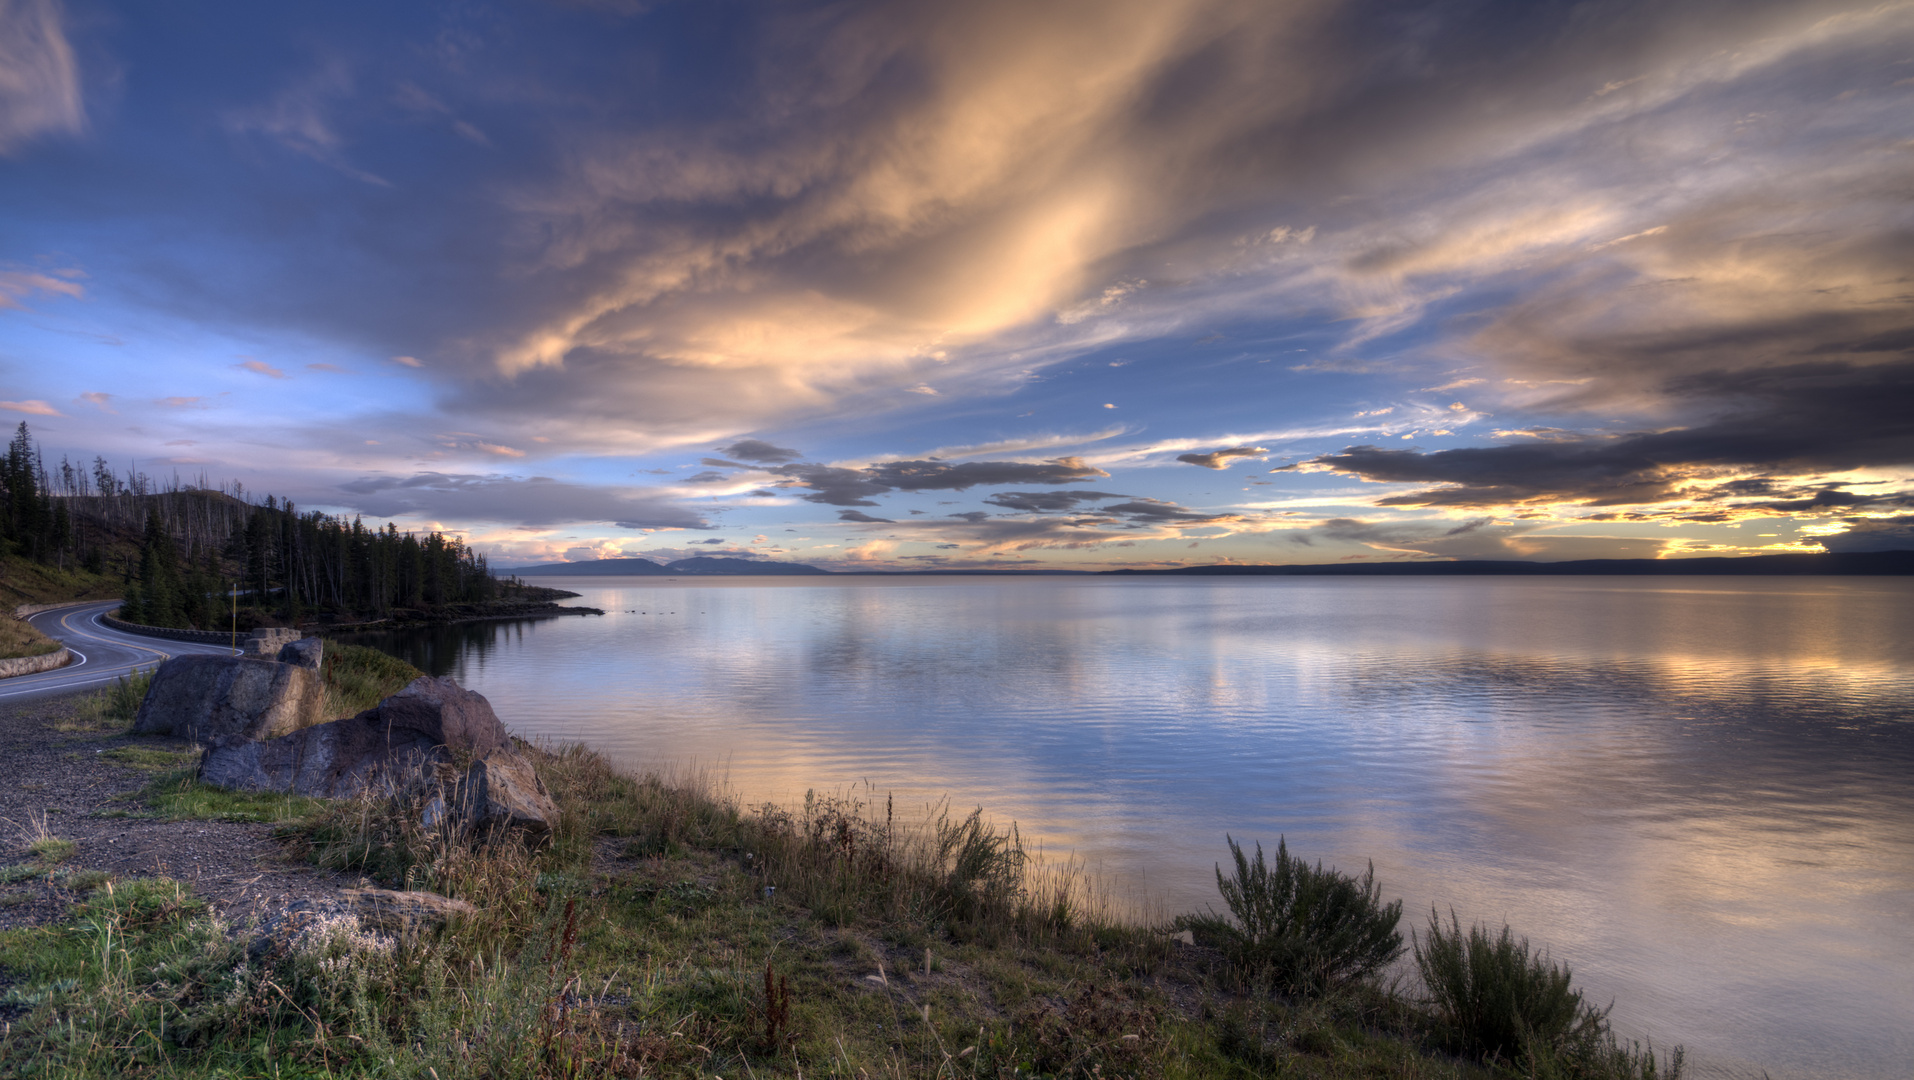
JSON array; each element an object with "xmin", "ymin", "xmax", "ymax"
[
  {"xmin": 1414, "ymin": 907, "xmax": 1608, "ymax": 1063},
  {"xmin": 96, "ymin": 666, "xmax": 155, "ymax": 724},
  {"xmin": 10, "ymin": 811, "xmax": 76, "ymax": 865},
  {"xmin": 760, "ymin": 958, "xmax": 793, "ymax": 1051},
  {"xmin": 1180, "ymin": 835, "xmax": 1404, "ymax": 995}
]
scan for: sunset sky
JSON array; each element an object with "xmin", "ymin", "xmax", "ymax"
[{"xmin": 2, "ymin": 0, "xmax": 1911, "ymax": 570}]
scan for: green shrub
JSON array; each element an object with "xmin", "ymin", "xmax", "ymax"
[
  {"xmin": 1179, "ymin": 835, "xmax": 1403, "ymax": 995},
  {"xmin": 1414, "ymin": 908, "xmax": 1608, "ymax": 1063},
  {"xmin": 99, "ymin": 666, "xmax": 155, "ymax": 723}
]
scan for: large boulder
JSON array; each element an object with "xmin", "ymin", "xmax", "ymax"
[
  {"xmin": 277, "ymin": 637, "xmax": 323, "ymax": 670},
  {"xmin": 133, "ymin": 654, "xmax": 326, "ymax": 743},
  {"xmin": 452, "ymin": 750, "xmax": 560, "ymax": 840},
  {"xmin": 198, "ymin": 676, "xmax": 511, "ymax": 799}
]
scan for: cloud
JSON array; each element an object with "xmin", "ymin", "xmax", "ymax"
[
  {"xmin": 719, "ymin": 439, "xmax": 802, "ymax": 464},
  {"xmin": 226, "ymin": 57, "xmax": 389, "ymax": 186},
  {"xmin": 11, "ymin": 0, "xmax": 1914, "ymax": 557},
  {"xmin": 1099, "ymin": 499, "xmax": 1241, "ymax": 525},
  {"xmin": 1817, "ymin": 516, "xmax": 1914, "ymax": 554},
  {"xmin": 156, "ymin": 396, "xmax": 207, "ymax": 409},
  {"xmin": 1281, "ymin": 516, "xmax": 1668, "ymax": 562},
  {"xmin": 434, "ymin": 433, "xmax": 526, "ymax": 458},
  {"xmin": 0, "ymin": 267, "xmax": 83, "ymax": 309},
  {"xmin": 77, "ymin": 391, "xmax": 113, "ymax": 413},
  {"xmin": 0, "ymin": 0, "xmax": 83, "ymax": 155},
  {"xmin": 0, "ymin": 399, "xmax": 60, "ymax": 416},
  {"xmin": 776, "ymin": 456, "xmax": 1109, "ymax": 506},
  {"xmin": 1175, "ymin": 445, "xmax": 1267, "ymax": 469},
  {"xmin": 306, "ymin": 363, "xmax": 350, "ymax": 373},
  {"xmin": 336, "ymin": 472, "xmax": 709, "ymax": 529},
  {"xmin": 1287, "ymin": 360, "xmax": 1914, "ymax": 512},
  {"xmin": 982, "ymin": 489, "xmax": 1128, "ymax": 512},
  {"xmin": 236, "ymin": 359, "xmax": 288, "ymax": 379},
  {"xmin": 837, "ymin": 510, "xmax": 894, "ymax": 523}
]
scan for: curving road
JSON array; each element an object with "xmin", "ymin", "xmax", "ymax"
[{"xmin": 1, "ymin": 601, "xmax": 239, "ymax": 705}]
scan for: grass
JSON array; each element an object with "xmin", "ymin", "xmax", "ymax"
[
  {"xmin": 0, "ymin": 614, "xmax": 62, "ymax": 661},
  {"xmin": 0, "ymin": 553, "xmax": 119, "ymax": 610},
  {"xmin": 318, "ymin": 641, "xmax": 426, "ymax": 718},
  {"xmin": 98, "ymin": 745, "xmax": 200, "ymax": 771},
  {"xmin": 137, "ymin": 767, "xmax": 331, "ymax": 823},
  {"xmin": 8, "ymin": 811, "xmax": 78, "ymax": 866},
  {"xmin": 0, "ymin": 737, "xmax": 1698, "ymax": 1080}
]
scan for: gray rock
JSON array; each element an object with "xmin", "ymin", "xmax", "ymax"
[
  {"xmin": 243, "ymin": 627, "xmax": 302, "ymax": 659},
  {"xmin": 453, "ymin": 749, "xmax": 560, "ymax": 840},
  {"xmin": 277, "ymin": 637, "xmax": 323, "ymax": 669},
  {"xmin": 133, "ymin": 654, "xmax": 326, "ymax": 743},
  {"xmin": 198, "ymin": 676, "xmax": 512, "ymax": 799},
  {"xmin": 343, "ymin": 887, "xmax": 476, "ymax": 935},
  {"xmin": 246, "ymin": 889, "xmax": 474, "ymax": 960}
]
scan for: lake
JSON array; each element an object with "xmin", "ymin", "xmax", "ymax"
[{"xmin": 346, "ymin": 575, "xmax": 1914, "ymax": 1079}]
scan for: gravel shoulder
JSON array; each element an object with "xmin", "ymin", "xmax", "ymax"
[{"xmin": 0, "ymin": 690, "xmax": 353, "ymax": 931}]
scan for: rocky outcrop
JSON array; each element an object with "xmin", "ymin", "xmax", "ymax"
[
  {"xmin": 133, "ymin": 654, "xmax": 326, "ymax": 743},
  {"xmin": 198, "ymin": 675, "xmax": 511, "ymax": 799},
  {"xmin": 452, "ymin": 750, "xmax": 560, "ymax": 840},
  {"xmin": 277, "ymin": 637, "xmax": 323, "ymax": 669}
]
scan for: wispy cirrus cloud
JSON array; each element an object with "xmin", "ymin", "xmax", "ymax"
[{"xmin": 0, "ymin": 0, "xmax": 83, "ymax": 155}]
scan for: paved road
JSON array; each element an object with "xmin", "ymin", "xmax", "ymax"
[{"xmin": 1, "ymin": 601, "xmax": 239, "ymax": 705}]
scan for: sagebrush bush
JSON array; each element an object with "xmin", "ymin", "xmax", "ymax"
[
  {"xmin": 1415, "ymin": 907, "xmax": 1609, "ymax": 1063},
  {"xmin": 1180, "ymin": 835, "xmax": 1404, "ymax": 995}
]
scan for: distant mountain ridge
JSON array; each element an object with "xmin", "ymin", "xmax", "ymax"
[
  {"xmin": 501, "ymin": 556, "xmax": 830, "ymax": 576},
  {"xmin": 1104, "ymin": 549, "xmax": 1914, "ymax": 576},
  {"xmin": 500, "ymin": 549, "xmax": 1914, "ymax": 579}
]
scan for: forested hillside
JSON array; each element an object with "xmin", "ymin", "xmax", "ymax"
[{"xmin": 1, "ymin": 422, "xmax": 498, "ymax": 625}]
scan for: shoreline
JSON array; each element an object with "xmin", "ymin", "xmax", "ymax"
[{"xmin": 0, "ymin": 674, "xmax": 1699, "ymax": 1080}]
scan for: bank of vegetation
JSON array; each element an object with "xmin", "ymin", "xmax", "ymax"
[
  {"xmin": 0, "ymin": 614, "xmax": 62, "ymax": 661},
  {"xmin": 0, "ymin": 671, "xmax": 1686, "ymax": 1079}
]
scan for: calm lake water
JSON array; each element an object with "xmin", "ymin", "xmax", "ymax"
[{"xmin": 348, "ymin": 575, "xmax": 1914, "ymax": 1079}]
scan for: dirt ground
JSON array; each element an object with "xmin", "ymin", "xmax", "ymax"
[{"xmin": 0, "ymin": 691, "xmax": 356, "ymax": 931}]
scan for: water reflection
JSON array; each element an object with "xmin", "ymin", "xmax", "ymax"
[{"xmin": 343, "ymin": 577, "xmax": 1914, "ymax": 1080}]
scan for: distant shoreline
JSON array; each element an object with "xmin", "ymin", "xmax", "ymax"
[{"xmin": 501, "ymin": 548, "xmax": 1914, "ymax": 579}]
